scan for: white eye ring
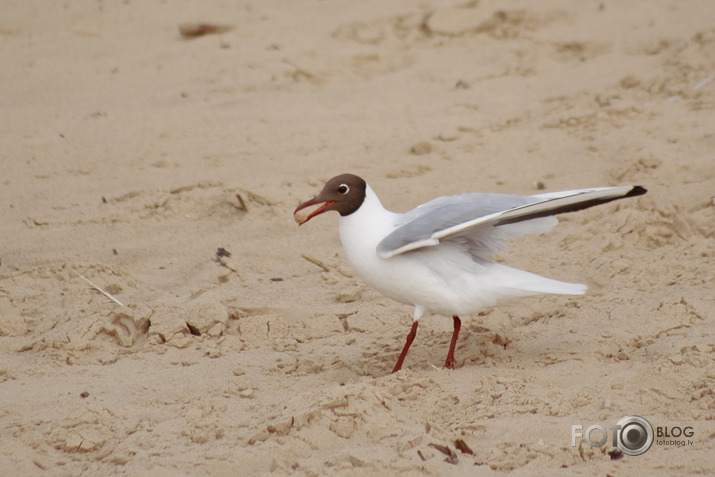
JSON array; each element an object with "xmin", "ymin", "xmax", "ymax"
[{"xmin": 338, "ymin": 184, "xmax": 349, "ymax": 195}]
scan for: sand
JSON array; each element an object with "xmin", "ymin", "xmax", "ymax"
[{"xmin": 1, "ymin": 0, "xmax": 714, "ymax": 475}]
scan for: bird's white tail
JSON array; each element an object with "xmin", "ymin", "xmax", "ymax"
[{"xmin": 491, "ymin": 263, "xmax": 586, "ymax": 297}]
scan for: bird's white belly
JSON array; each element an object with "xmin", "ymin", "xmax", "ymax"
[
  {"xmin": 356, "ymin": 247, "xmax": 502, "ymax": 314},
  {"xmin": 339, "ymin": 210, "xmax": 498, "ymax": 316}
]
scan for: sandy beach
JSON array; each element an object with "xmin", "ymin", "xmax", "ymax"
[{"xmin": 1, "ymin": 0, "xmax": 713, "ymax": 475}]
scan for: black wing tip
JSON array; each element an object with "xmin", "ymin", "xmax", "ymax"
[
  {"xmin": 628, "ymin": 185, "xmax": 648, "ymax": 197},
  {"xmin": 493, "ymin": 185, "xmax": 649, "ymax": 227}
]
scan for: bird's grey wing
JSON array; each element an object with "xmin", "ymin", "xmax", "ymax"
[
  {"xmin": 376, "ymin": 186, "xmax": 646, "ymax": 259},
  {"xmin": 376, "ymin": 192, "xmax": 536, "ymax": 259}
]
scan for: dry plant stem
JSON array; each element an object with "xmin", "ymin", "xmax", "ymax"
[
  {"xmin": 301, "ymin": 253, "xmax": 330, "ymax": 272},
  {"xmin": 74, "ymin": 271, "xmax": 125, "ymax": 307}
]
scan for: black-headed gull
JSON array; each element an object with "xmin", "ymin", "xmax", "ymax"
[{"xmin": 294, "ymin": 174, "xmax": 646, "ymax": 373}]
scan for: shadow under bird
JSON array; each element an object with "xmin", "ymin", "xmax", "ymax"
[{"xmin": 294, "ymin": 174, "xmax": 646, "ymax": 373}]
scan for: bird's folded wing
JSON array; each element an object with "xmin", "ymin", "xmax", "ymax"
[{"xmin": 376, "ymin": 185, "xmax": 646, "ymax": 259}]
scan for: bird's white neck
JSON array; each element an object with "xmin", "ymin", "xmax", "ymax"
[{"xmin": 338, "ymin": 184, "xmax": 397, "ymax": 266}]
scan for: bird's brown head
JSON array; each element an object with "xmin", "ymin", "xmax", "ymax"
[{"xmin": 293, "ymin": 174, "xmax": 367, "ymax": 225}]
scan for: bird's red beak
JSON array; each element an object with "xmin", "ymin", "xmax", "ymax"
[{"xmin": 293, "ymin": 197, "xmax": 336, "ymax": 225}]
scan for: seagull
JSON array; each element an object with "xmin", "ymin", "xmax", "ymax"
[{"xmin": 294, "ymin": 174, "xmax": 646, "ymax": 373}]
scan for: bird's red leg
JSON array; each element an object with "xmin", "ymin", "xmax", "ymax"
[
  {"xmin": 444, "ymin": 316, "xmax": 461, "ymax": 369},
  {"xmin": 391, "ymin": 321, "xmax": 418, "ymax": 374}
]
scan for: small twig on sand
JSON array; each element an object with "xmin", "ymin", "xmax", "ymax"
[
  {"xmin": 301, "ymin": 253, "xmax": 330, "ymax": 272},
  {"xmin": 178, "ymin": 23, "xmax": 233, "ymax": 38},
  {"xmin": 429, "ymin": 443, "xmax": 458, "ymax": 465},
  {"xmin": 234, "ymin": 193, "xmax": 247, "ymax": 212},
  {"xmin": 74, "ymin": 271, "xmax": 125, "ymax": 307}
]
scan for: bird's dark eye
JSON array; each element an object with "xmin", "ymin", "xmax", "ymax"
[{"xmin": 338, "ymin": 184, "xmax": 349, "ymax": 195}]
